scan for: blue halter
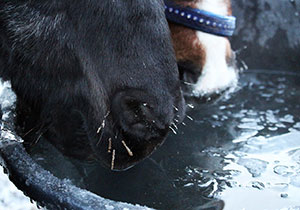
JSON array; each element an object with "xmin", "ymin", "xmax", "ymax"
[{"xmin": 164, "ymin": 0, "xmax": 236, "ymax": 37}]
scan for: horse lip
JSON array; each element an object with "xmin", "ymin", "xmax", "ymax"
[{"xmin": 91, "ymin": 126, "xmax": 169, "ymax": 171}]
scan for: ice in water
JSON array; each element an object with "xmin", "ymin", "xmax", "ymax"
[{"xmin": 24, "ymin": 70, "xmax": 300, "ymax": 210}]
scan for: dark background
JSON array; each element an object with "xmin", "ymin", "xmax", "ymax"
[{"xmin": 231, "ymin": 0, "xmax": 300, "ymax": 71}]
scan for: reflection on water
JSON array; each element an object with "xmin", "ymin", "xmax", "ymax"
[
  {"xmin": 29, "ymin": 70, "xmax": 300, "ymax": 210},
  {"xmin": 221, "ymin": 132, "xmax": 300, "ymax": 210}
]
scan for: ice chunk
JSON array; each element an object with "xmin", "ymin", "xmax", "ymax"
[
  {"xmin": 238, "ymin": 158, "xmax": 268, "ymax": 177},
  {"xmin": 290, "ymin": 175, "xmax": 300, "ymax": 188}
]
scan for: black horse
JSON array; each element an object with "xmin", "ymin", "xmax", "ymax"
[{"xmin": 0, "ymin": 0, "xmax": 185, "ymax": 170}]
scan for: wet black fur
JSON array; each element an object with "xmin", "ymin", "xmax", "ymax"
[{"xmin": 0, "ymin": 0, "xmax": 185, "ymax": 170}]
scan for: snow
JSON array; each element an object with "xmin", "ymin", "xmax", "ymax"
[
  {"xmin": 0, "ymin": 167, "xmax": 38, "ymax": 210},
  {"xmin": 0, "ymin": 81, "xmax": 36, "ymax": 210}
]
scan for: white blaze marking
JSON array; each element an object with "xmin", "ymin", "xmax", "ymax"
[
  {"xmin": 193, "ymin": 0, "xmax": 238, "ymax": 96},
  {"xmin": 196, "ymin": 0, "xmax": 228, "ymax": 16}
]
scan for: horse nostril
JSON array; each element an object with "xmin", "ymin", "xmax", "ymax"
[
  {"xmin": 178, "ymin": 60, "xmax": 202, "ymax": 84},
  {"xmin": 111, "ymin": 90, "xmax": 170, "ymax": 140}
]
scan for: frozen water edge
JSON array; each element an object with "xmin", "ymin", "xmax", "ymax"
[
  {"xmin": 0, "ymin": 81, "xmax": 37, "ymax": 210},
  {"xmin": 0, "ymin": 80, "xmax": 151, "ymax": 210},
  {"xmin": 0, "ymin": 167, "xmax": 38, "ymax": 210}
]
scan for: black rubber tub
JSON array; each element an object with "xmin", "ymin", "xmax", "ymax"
[{"xmin": 1, "ymin": 1, "xmax": 300, "ymax": 210}]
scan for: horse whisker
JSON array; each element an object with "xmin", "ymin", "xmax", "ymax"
[
  {"xmin": 96, "ymin": 119, "xmax": 106, "ymax": 134},
  {"xmin": 187, "ymin": 115, "xmax": 194, "ymax": 121},
  {"xmin": 22, "ymin": 127, "xmax": 37, "ymax": 138},
  {"xmin": 96, "ymin": 126, "xmax": 102, "ymax": 134},
  {"xmin": 34, "ymin": 132, "xmax": 43, "ymax": 145},
  {"xmin": 169, "ymin": 126, "xmax": 177, "ymax": 135},
  {"xmin": 97, "ymin": 131, "xmax": 105, "ymax": 147},
  {"xmin": 183, "ymin": 81, "xmax": 194, "ymax": 86},
  {"xmin": 104, "ymin": 111, "xmax": 111, "ymax": 118},
  {"xmin": 171, "ymin": 123, "xmax": 178, "ymax": 130},
  {"xmin": 96, "ymin": 138, "xmax": 101, "ymax": 147},
  {"xmin": 108, "ymin": 138, "xmax": 112, "ymax": 153},
  {"xmin": 122, "ymin": 140, "xmax": 133, "ymax": 157},
  {"xmin": 173, "ymin": 105, "xmax": 179, "ymax": 112},
  {"xmin": 187, "ymin": 104, "xmax": 194, "ymax": 109},
  {"xmin": 32, "ymin": 126, "xmax": 49, "ymax": 146},
  {"xmin": 111, "ymin": 149, "xmax": 116, "ymax": 170}
]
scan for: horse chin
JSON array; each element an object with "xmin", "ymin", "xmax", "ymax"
[{"xmin": 90, "ymin": 127, "xmax": 169, "ymax": 171}]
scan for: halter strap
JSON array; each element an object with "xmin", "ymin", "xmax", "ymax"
[{"xmin": 164, "ymin": 0, "xmax": 236, "ymax": 37}]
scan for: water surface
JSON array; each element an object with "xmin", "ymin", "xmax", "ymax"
[{"xmin": 30, "ymin": 69, "xmax": 300, "ymax": 210}]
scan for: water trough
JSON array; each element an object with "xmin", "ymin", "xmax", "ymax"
[{"xmin": 1, "ymin": 0, "xmax": 300, "ymax": 209}]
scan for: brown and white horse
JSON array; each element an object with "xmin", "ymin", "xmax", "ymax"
[{"xmin": 168, "ymin": 0, "xmax": 238, "ymax": 97}]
